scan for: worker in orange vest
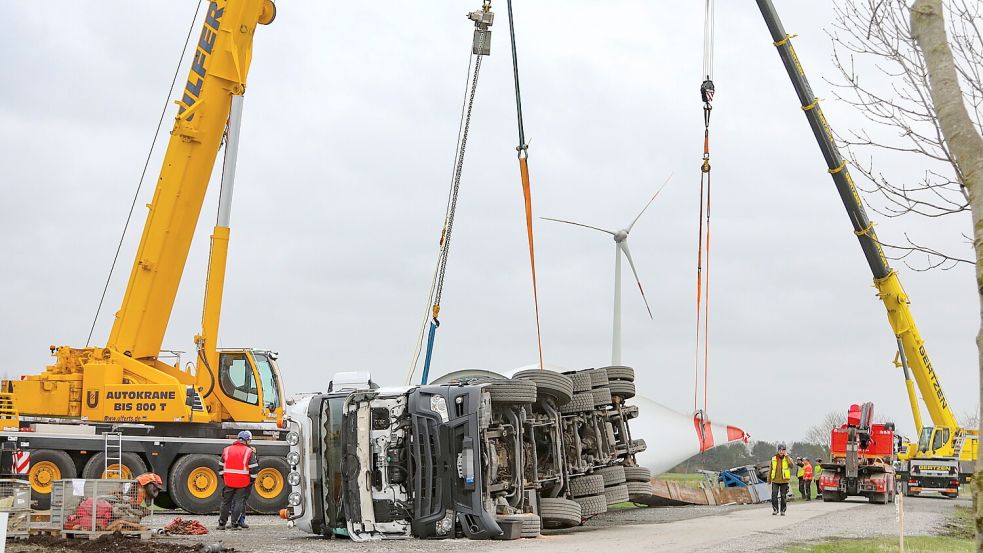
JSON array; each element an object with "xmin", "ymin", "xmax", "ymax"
[
  {"xmin": 801, "ymin": 458, "xmax": 813, "ymax": 501},
  {"xmin": 218, "ymin": 430, "xmax": 259, "ymax": 530}
]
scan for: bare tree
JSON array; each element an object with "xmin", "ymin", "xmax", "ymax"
[
  {"xmin": 805, "ymin": 410, "xmax": 847, "ymax": 453},
  {"xmin": 828, "ymin": 0, "xmax": 981, "ymax": 270}
]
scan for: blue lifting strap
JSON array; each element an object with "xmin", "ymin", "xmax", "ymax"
[{"xmin": 421, "ymin": 319, "xmax": 439, "ymax": 385}]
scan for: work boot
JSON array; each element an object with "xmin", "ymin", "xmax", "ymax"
[
  {"xmin": 238, "ymin": 523, "xmax": 250, "ymax": 529},
  {"xmin": 772, "ymin": 511, "xmax": 778, "ymax": 516},
  {"xmin": 217, "ymin": 523, "xmax": 227, "ymax": 530},
  {"xmin": 780, "ymin": 512, "xmax": 786, "ymax": 516},
  {"xmin": 230, "ymin": 524, "xmax": 241, "ymax": 531}
]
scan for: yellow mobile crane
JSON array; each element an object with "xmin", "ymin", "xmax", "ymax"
[
  {"xmin": 1, "ymin": 0, "xmax": 290, "ymax": 513},
  {"xmin": 751, "ymin": 0, "xmax": 977, "ymax": 494}
]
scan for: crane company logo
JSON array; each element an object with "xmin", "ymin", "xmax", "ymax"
[
  {"xmin": 178, "ymin": 1, "xmax": 224, "ymax": 119},
  {"xmin": 86, "ymin": 391, "xmax": 99, "ymax": 409}
]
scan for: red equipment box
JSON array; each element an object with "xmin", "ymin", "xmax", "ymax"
[{"xmin": 830, "ymin": 424, "xmax": 895, "ymax": 459}]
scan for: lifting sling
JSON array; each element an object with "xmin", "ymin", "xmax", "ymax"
[{"xmin": 694, "ymin": 0, "xmax": 715, "ymax": 413}]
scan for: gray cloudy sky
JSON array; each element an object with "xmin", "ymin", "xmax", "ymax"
[{"xmin": 1, "ymin": 1, "xmax": 976, "ymax": 444}]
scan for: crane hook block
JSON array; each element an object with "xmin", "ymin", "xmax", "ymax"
[
  {"xmin": 467, "ymin": 7, "xmax": 494, "ymax": 56},
  {"xmin": 700, "ymin": 78, "xmax": 715, "ymax": 105}
]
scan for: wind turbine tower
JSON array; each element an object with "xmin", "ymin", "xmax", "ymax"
[{"xmin": 543, "ymin": 179, "xmax": 668, "ymax": 365}]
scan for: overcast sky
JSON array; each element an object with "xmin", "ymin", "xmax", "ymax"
[{"xmin": 1, "ymin": 1, "xmax": 977, "ymax": 444}]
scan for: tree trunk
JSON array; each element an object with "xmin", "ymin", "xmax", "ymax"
[{"xmin": 910, "ymin": 1, "xmax": 983, "ymax": 550}]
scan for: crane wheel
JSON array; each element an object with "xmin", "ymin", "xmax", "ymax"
[
  {"xmin": 81, "ymin": 452, "xmax": 147, "ymax": 481},
  {"xmin": 169, "ymin": 454, "xmax": 223, "ymax": 514},
  {"xmin": 246, "ymin": 457, "xmax": 291, "ymax": 514},
  {"xmin": 28, "ymin": 450, "xmax": 78, "ymax": 509}
]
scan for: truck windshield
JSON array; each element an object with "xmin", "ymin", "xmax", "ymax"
[
  {"xmin": 253, "ymin": 353, "xmax": 281, "ymax": 410},
  {"xmin": 323, "ymin": 396, "xmax": 345, "ymax": 531},
  {"xmin": 918, "ymin": 426, "xmax": 934, "ymax": 452}
]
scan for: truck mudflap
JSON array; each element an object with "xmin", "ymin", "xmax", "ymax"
[{"xmin": 409, "ymin": 386, "xmax": 500, "ymax": 540}]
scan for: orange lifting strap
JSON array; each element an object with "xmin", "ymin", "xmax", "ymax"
[{"xmin": 694, "ymin": 0, "xmax": 715, "ymax": 414}]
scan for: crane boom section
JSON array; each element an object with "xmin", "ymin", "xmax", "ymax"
[
  {"xmin": 108, "ymin": 0, "xmax": 274, "ymax": 360},
  {"xmin": 753, "ymin": 0, "xmax": 958, "ymax": 431}
]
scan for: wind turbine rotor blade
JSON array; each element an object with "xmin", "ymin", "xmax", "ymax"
[
  {"xmin": 620, "ymin": 240, "xmax": 653, "ymax": 319},
  {"xmin": 627, "ymin": 173, "xmax": 674, "ymax": 232},
  {"xmin": 540, "ymin": 217, "xmax": 616, "ymax": 235}
]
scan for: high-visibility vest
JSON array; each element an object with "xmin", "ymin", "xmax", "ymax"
[
  {"xmin": 221, "ymin": 442, "xmax": 253, "ymax": 488},
  {"xmin": 770, "ymin": 456, "xmax": 792, "ymax": 482},
  {"xmin": 796, "ymin": 464, "xmax": 805, "ymax": 478},
  {"xmin": 803, "ymin": 462, "xmax": 813, "ymax": 480}
]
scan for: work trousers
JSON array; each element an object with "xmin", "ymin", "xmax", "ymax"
[
  {"xmin": 219, "ymin": 485, "xmax": 250, "ymax": 526},
  {"xmin": 803, "ymin": 479, "xmax": 812, "ymax": 500},
  {"xmin": 815, "ymin": 479, "xmax": 822, "ymax": 497},
  {"xmin": 771, "ymin": 482, "xmax": 789, "ymax": 513}
]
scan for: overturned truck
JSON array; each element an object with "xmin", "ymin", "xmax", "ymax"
[{"xmin": 282, "ymin": 366, "xmax": 651, "ymax": 540}]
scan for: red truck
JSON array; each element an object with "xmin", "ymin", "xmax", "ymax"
[{"xmin": 818, "ymin": 403, "xmax": 897, "ymax": 504}]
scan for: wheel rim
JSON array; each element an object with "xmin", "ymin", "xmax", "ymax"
[
  {"xmin": 101, "ymin": 463, "xmax": 134, "ymax": 480},
  {"xmin": 254, "ymin": 468, "xmax": 284, "ymax": 499},
  {"xmin": 30, "ymin": 461, "xmax": 61, "ymax": 494},
  {"xmin": 188, "ymin": 467, "xmax": 218, "ymax": 499}
]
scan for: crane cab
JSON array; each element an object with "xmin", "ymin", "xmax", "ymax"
[{"xmin": 211, "ymin": 349, "xmax": 285, "ymax": 424}]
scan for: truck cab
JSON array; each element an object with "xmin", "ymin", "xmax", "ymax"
[{"xmin": 282, "ymin": 373, "xmax": 499, "ymax": 540}]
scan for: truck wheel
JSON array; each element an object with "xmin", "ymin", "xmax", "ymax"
[
  {"xmin": 247, "ymin": 457, "xmax": 290, "ymax": 513},
  {"xmin": 539, "ymin": 497, "xmax": 582, "ymax": 529},
  {"xmin": 568, "ymin": 474, "xmax": 604, "ymax": 498},
  {"xmin": 624, "ymin": 466, "xmax": 651, "ymax": 482},
  {"xmin": 601, "ymin": 366, "xmax": 634, "ymax": 382},
  {"xmin": 170, "ymin": 454, "xmax": 224, "ymax": 514},
  {"xmin": 559, "ymin": 392, "xmax": 594, "ymax": 414},
  {"xmin": 28, "ymin": 449, "xmax": 77, "ymax": 509},
  {"xmin": 497, "ymin": 513, "xmax": 540, "ymax": 538},
  {"xmin": 481, "ymin": 379, "xmax": 538, "ymax": 404},
  {"xmin": 822, "ymin": 491, "xmax": 844, "ymax": 502},
  {"xmin": 607, "ymin": 380, "xmax": 636, "ymax": 400},
  {"xmin": 943, "ymin": 492, "xmax": 958, "ymax": 499},
  {"xmin": 627, "ymin": 481, "xmax": 653, "ymax": 501},
  {"xmin": 596, "ymin": 465, "xmax": 626, "ymax": 486},
  {"xmin": 574, "ymin": 493, "xmax": 607, "ymax": 517},
  {"xmin": 563, "ymin": 370, "xmax": 592, "ymax": 393},
  {"xmin": 514, "ymin": 370, "xmax": 574, "ymax": 406},
  {"xmin": 153, "ymin": 492, "xmax": 177, "ymax": 510},
  {"xmin": 592, "ymin": 388, "xmax": 613, "ymax": 408},
  {"xmin": 586, "ymin": 368, "xmax": 609, "ymax": 389},
  {"xmin": 867, "ymin": 493, "xmax": 888, "ymax": 504},
  {"xmin": 81, "ymin": 452, "xmax": 147, "ymax": 480},
  {"xmin": 603, "ymin": 483, "xmax": 629, "ymax": 505}
]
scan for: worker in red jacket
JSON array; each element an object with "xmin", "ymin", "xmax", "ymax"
[{"xmin": 218, "ymin": 430, "xmax": 259, "ymax": 530}]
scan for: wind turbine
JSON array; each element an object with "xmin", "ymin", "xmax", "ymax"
[{"xmin": 543, "ymin": 177, "xmax": 670, "ymax": 365}]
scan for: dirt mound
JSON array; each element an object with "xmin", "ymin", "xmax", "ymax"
[{"xmin": 18, "ymin": 533, "xmax": 227, "ymax": 553}]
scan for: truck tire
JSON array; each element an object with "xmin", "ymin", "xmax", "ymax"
[
  {"xmin": 574, "ymin": 493, "xmax": 607, "ymax": 517},
  {"xmin": 28, "ymin": 449, "xmax": 77, "ymax": 509},
  {"xmin": 81, "ymin": 452, "xmax": 148, "ymax": 481},
  {"xmin": 867, "ymin": 493, "xmax": 888, "ymax": 504},
  {"xmin": 607, "ymin": 380, "xmax": 636, "ymax": 400},
  {"xmin": 559, "ymin": 392, "xmax": 594, "ymax": 414},
  {"xmin": 943, "ymin": 491, "xmax": 959, "ymax": 499},
  {"xmin": 627, "ymin": 481, "xmax": 653, "ymax": 501},
  {"xmin": 603, "ymin": 483, "xmax": 630, "ymax": 505},
  {"xmin": 482, "ymin": 379, "xmax": 538, "ymax": 404},
  {"xmin": 514, "ymin": 370, "xmax": 573, "ymax": 406},
  {"xmin": 539, "ymin": 497, "xmax": 582, "ymax": 529},
  {"xmin": 822, "ymin": 491, "xmax": 844, "ymax": 502},
  {"xmin": 497, "ymin": 513, "xmax": 540, "ymax": 538},
  {"xmin": 170, "ymin": 454, "xmax": 224, "ymax": 514},
  {"xmin": 592, "ymin": 388, "xmax": 613, "ymax": 408},
  {"xmin": 568, "ymin": 474, "xmax": 604, "ymax": 498},
  {"xmin": 247, "ymin": 457, "xmax": 290, "ymax": 513},
  {"xmin": 596, "ymin": 465, "xmax": 626, "ymax": 486},
  {"xmin": 602, "ymin": 366, "xmax": 634, "ymax": 382},
  {"xmin": 624, "ymin": 466, "xmax": 651, "ymax": 483},
  {"xmin": 563, "ymin": 370, "xmax": 592, "ymax": 393},
  {"xmin": 586, "ymin": 368, "xmax": 609, "ymax": 389}
]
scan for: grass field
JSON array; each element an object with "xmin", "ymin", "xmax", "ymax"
[
  {"xmin": 783, "ymin": 505, "xmax": 973, "ymax": 553},
  {"xmin": 656, "ymin": 472, "xmax": 706, "ymax": 488}
]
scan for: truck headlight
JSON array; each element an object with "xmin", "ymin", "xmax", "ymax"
[
  {"xmin": 435, "ymin": 511, "xmax": 455, "ymax": 535},
  {"xmin": 288, "ymin": 471, "xmax": 302, "ymax": 486},
  {"xmin": 287, "ymin": 451, "xmax": 301, "ymax": 466},
  {"xmin": 430, "ymin": 395, "xmax": 449, "ymax": 422},
  {"xmin": 286, "ymin": 431, "xmax": 300, "ymax": 446},
  {"xmin": 288, "ymin": 491, "xmax": 302, "ymax": 506}
]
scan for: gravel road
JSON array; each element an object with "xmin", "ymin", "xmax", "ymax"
[{"xmin": 12, "ymin": 495, "xmax": 964, "ymax": 553}]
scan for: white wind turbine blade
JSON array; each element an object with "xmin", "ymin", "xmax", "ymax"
[
  {"xmin": 619, "ymin": 240, "xmax": 653, "ymax": 319},
  {"xmin": 540, "ymin": 217, "xmax": 616, "ymax": 235},
  {"xmin": 627, "ymin": 173, "xmax": 673, "ymax": 232}
]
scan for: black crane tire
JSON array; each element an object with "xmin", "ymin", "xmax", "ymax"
[
  {"xmin": 81, "ymin": 452, "xmax": 148, "ymax": 480},
  {"xmin": 246, "ymin": 457, "xmax": 290, "ymax": 513},
  {"xmin": 28, "ymin": 449, "xmax": 77, "ymax": 510},
  {"xmin": 169, "ymin": 454, "xmax": 224, "ymax": 514}
]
